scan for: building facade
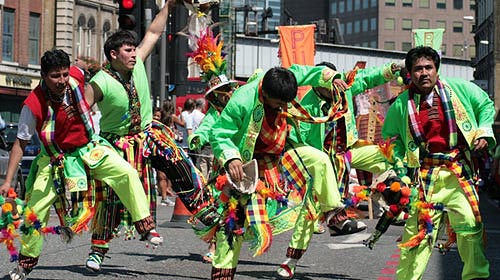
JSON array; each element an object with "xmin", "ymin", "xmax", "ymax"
[
  {"xmin": 284, "ymin": 0, "xmax": 477, "ymax": 60},
  {"xmin": 0, "ymin": 0, "xmax": 119, "ymax": 123},
  {"xmin": 474, "ymin": 0, "xmax": 497, "ymax": 108}
]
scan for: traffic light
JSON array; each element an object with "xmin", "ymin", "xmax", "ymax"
[{"xmin": 118, "ymin": 0, "xmax": 142, "ymax": 41}]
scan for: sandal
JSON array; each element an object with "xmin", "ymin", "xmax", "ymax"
[{"xmin": 277, "ymin": 263, "xmax": 296, "ymax": 279}]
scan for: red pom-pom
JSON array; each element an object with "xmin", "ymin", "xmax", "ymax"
[
  {"xmin": 399, "ymin": 197, "xmax": 410, "ymax": 206},
  {"xmin": 389, "ymin": 204, "xmax": 399, "ymax": 214},
  {"xmin": 376, "ymin": 182, "xmax": 386, "ymax": 193}
]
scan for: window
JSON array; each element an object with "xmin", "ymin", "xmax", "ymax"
[
  {"xmin": 385, "ymin": 0, "xmax": 395, "ymax": 7},
  {"xmin": 441, "ymin": 44, "xmax": 447, "ymax": 56},
  {"xmin": 453, "ymin": 21, "xmax": 463, "ymax": 32},
  {"xmin": 402, "ymin": 19, "xmax": 412, "ymax": 31},
  {"xmin": 453, "ymin": 0, "xmax": 463, "ymax": 9},
  {"xmin": 402, "ymin": 0, "xmax": 412, "ymax": 7},
  {"xmin": 102, "ymin": 21, "xmax": 111, "ymax": 63},
  {"xmin": 362, "ymin": 19, "xmax": 369, "ymax": 32},
  {"xmin": 346, "ymin": 22, "xmax": 353, "ymax": 34},
  {"xmin": 86, "ymin": 16, "xmax": 96, "ymax": 57},
  {"xmin": 402, "ymin": 42, "xmax": 412, "ymax": 51},
  {"xmin": 2, "ymin": 9, "xmax": 14, "ymax": 62},
  {"xmin": 468, "ymin": 45, "xmax": 476, "ymax": 59},
  {"xmin": 437, "ymin": 0, "xmax": 446, "ymax": 9},
  {"xmin": 436, "ymin": 20, "xmax": 446, "ymax": 30},
  {"xmin": 370, "ymin": 41, "xmax": 377, "ymax": 48},
  {"xmin": 453, "ymin": 44, "xmax": 464, "ymax": 57},
  {"xmin": 419, "ymin": 0, "xmax": 430, "ymax": 8},
  {"xmin": 371, "ymin": 0, "xmax": 377, "ymax": 7},
  {"xmin": 28, "ymin": 13, "xmax": 40, "ymax": 65},
  {"xmin": 470, "ymin": 0, "xmax": 476, "ymax": 10},
  {"xmin": 347, "ymin": 0, "xmax": 353, "ymax": 11},
  {"xmin": 419, "ymin": 19, "xmax": 430, "ymax": 29},
  {"xmin": 339, "ymin": 1, "xmax": 345, "ymax": 13},
  {"xmin": 370, "ymin": 18, "xmax": 377, "ymax": 31},
  {"xmin": 355, "ymin": 0, "xmax": 361, "ymax": 10},
  {"xmin": 76, "ymin": 14, "xmax": 85, "ymax": 57},
  {"xmin": 384, "ymin": 18, "xmax": 395, "ymax": 30},
  {"xmin": 331, "ymin": 2, "xmax": 337, "ymax": 15},
  {"xmin": 384, "ymin": 41, "xmax": 395, "ymax": 50},
  {"xmin": 354, "ymin": 20, "xmax": 360, "ymax": 33},
  {"xmin": 363, "ymin": 0, "xmax": 369, "ymax": 9}
]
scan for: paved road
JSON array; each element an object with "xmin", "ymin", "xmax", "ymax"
[{"xmin": 1, "ymin": 192, "xmax": 499, "ymax": 280}]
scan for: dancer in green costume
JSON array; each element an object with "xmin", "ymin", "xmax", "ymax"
[
  {"xmin": 277, "ymin": 61, "xmax": 402, "ymax": 279},
  {"xmin": 209, "ymin": 64, "xmax": 353, "ymax": 279},
  {"xmin": 84, "ymin": 0, "xmax": 219, "ymax": 272},
  {"xmin": 382, "ymin": 46, "xmax": 494, "ymax": 280},
  {"xmin": 0, "ymin": 49, "xmax": 161, "ymax": 280}
]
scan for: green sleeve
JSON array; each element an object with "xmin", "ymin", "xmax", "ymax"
[
  {"xmin": 349, "ymin": 63, "xmax": 397, "ymax": 95},
  {"xmin": 209, "ymin": 85, "xmax": 254, "ymax": 166},
  {"xmin": 381, "ymin": 96, "xmax": 408, "ymax": 163},
  {"xmin": 446, "ymin": 77, "xmax": 496, "ymax": 148},
  {"xmin": 188, "ymin": 107, "xmax": 218, "ymax": 150},
  {"xmin": 288, "ymin": 64, "xmax": 338, "ymax": 89}
]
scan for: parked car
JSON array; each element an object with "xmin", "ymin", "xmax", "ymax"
[{"xmin": 0, "ymin": 123, "xmax": 40, "ymax": 199}]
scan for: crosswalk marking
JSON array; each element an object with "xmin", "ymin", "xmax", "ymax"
[{"xmin": 327, "ymin": 233, "xmax": 372, "ymax": 249}]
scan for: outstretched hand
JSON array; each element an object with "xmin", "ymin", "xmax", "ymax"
[
  {"xmin": 333, "ymin": 78, "xmax": 348, "ymax": 91},
  {"xmin": 227, "ymin": 159, "xmax": 244, "ymax": 183},
  {"xmin": 0, "ymin": 182, "xmax": 11, "ymax": 197},
  {"xmin": 474, "ymin": 138, "xmax": 488, "ymax": 151}
]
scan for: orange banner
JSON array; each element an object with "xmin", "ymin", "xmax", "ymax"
[
  {"xmin": 278, "ymin": 24, "xmax": 316, "ymax": 68},
  {"xmin": 278, "ymin": 25, "xmax": 316, "ymax": 99}
]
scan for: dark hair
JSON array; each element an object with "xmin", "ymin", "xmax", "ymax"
[
  {"xmin": 183, "ymin": 98, "xmax": 195, "ymax": 111},
  {"xmin": 262, "ymin": 67, "xmax": 297, "ymax": 102},
  {"xmin": 405, "ymin": 46, "xmax": 440, "ymax": 72},
  {"xmin": 315, "ymin": 61, "xmax": 337, "ymax": 71},
  {"xmin": 195, "ymin": 98, "xmax": 205, "ymax": 109},
  {"xmin": 104, "ymin": 30, "xmax": 138, "ymax": 61},
  {"xmin": 162, "ymin": 100, "xmax": 176, "ymax": 125},
  {"xmin": 41, "ymin": 49, "xmax": 70, "ymax": 74}
]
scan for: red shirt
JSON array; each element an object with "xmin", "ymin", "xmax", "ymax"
[{"xmin": 23, "ymin": 66, "xmax": 89, "ymax": 152}]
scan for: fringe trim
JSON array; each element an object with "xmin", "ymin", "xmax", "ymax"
[
  {"xmin": 18, "ymin": 254, "xmax": 38, "ymax": 269},
  {"xmin": 249, "ymin": 223, "xmax": 272, "ymax": 257},
  {"xmin": 211, "ymin": 267, "xmax": 236, "ymax": 280},
  {"xmin": 286, "ymin": 247, "xmax": 306, "ymax": 259},
  {"xmin": 134, "ymin": 215, "xmax": 155, "ymax": 234}
]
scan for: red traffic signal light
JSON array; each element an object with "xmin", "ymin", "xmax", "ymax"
[{"xmin": 121, "ymin": 0, "xmax": 135, "ymax": 9}]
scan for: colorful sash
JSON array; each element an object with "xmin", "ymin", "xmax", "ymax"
[
  {"xmin": 103, "ymin": 66, "xmax": 142, "ymax": 134},
  {"xmin": 408, "ymin": 80, "xmax": 457, "ymax": 150},
  {"xmin": 36, "ymin": 77, "xmax": 96, "ymax": 234}
]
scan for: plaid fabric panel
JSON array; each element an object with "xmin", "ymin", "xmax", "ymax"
[
  {"xmin": 246, "ymin": 194, "xmax": 269, "ymax": 225},
  {"xmin": 420, "ymin": 150, "xmax": 481, "ymax": 222}
]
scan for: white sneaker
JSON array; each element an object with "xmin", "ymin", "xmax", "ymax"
[
  {"xmin": 143, "ymin": 230, "xmax": 163, "ymax": 247},
  {"xmin": 160, "ymin": 198, "xmax": 175, "ymax": 206},
  {"xmin": 9, "ymin": 266, "xmax": 29, "ymax": 280}
]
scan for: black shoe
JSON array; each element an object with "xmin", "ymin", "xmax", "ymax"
[{"xmin": 329, "ymin": 219, "xmax": 367, "ymax": 236}]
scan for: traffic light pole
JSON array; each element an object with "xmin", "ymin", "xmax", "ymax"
[{"xmin": 160, "ymin": 0, "xmax": 167, "ymax": 106}]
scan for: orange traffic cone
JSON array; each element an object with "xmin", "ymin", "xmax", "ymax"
[{"xmin": 166, "ymin": 197, "xmax": 193, "ymax": 228}]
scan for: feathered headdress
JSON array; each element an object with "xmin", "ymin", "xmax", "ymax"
[
  {"xmin": 186, "ymin": 27, "xmax": 239, "ymax": 110},
  {"xmin": 187, "ymin": 27, "xmax": 227, "ymax": 82}
]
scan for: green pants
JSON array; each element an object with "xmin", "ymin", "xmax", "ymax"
[
  {"xmin": 21, "ymin": 143, "xmax": 151, "ymax": 258},
  {"xmin": 212, "ymin": 144, "xmax": 344, "ymax": 273},
  {"xmin": 288, "ymin": 143, "xmax": 390, "ymax": 252},
  {"xmin": 397, "ymin": 168, "xmax": 489, "ymax": 280}
]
